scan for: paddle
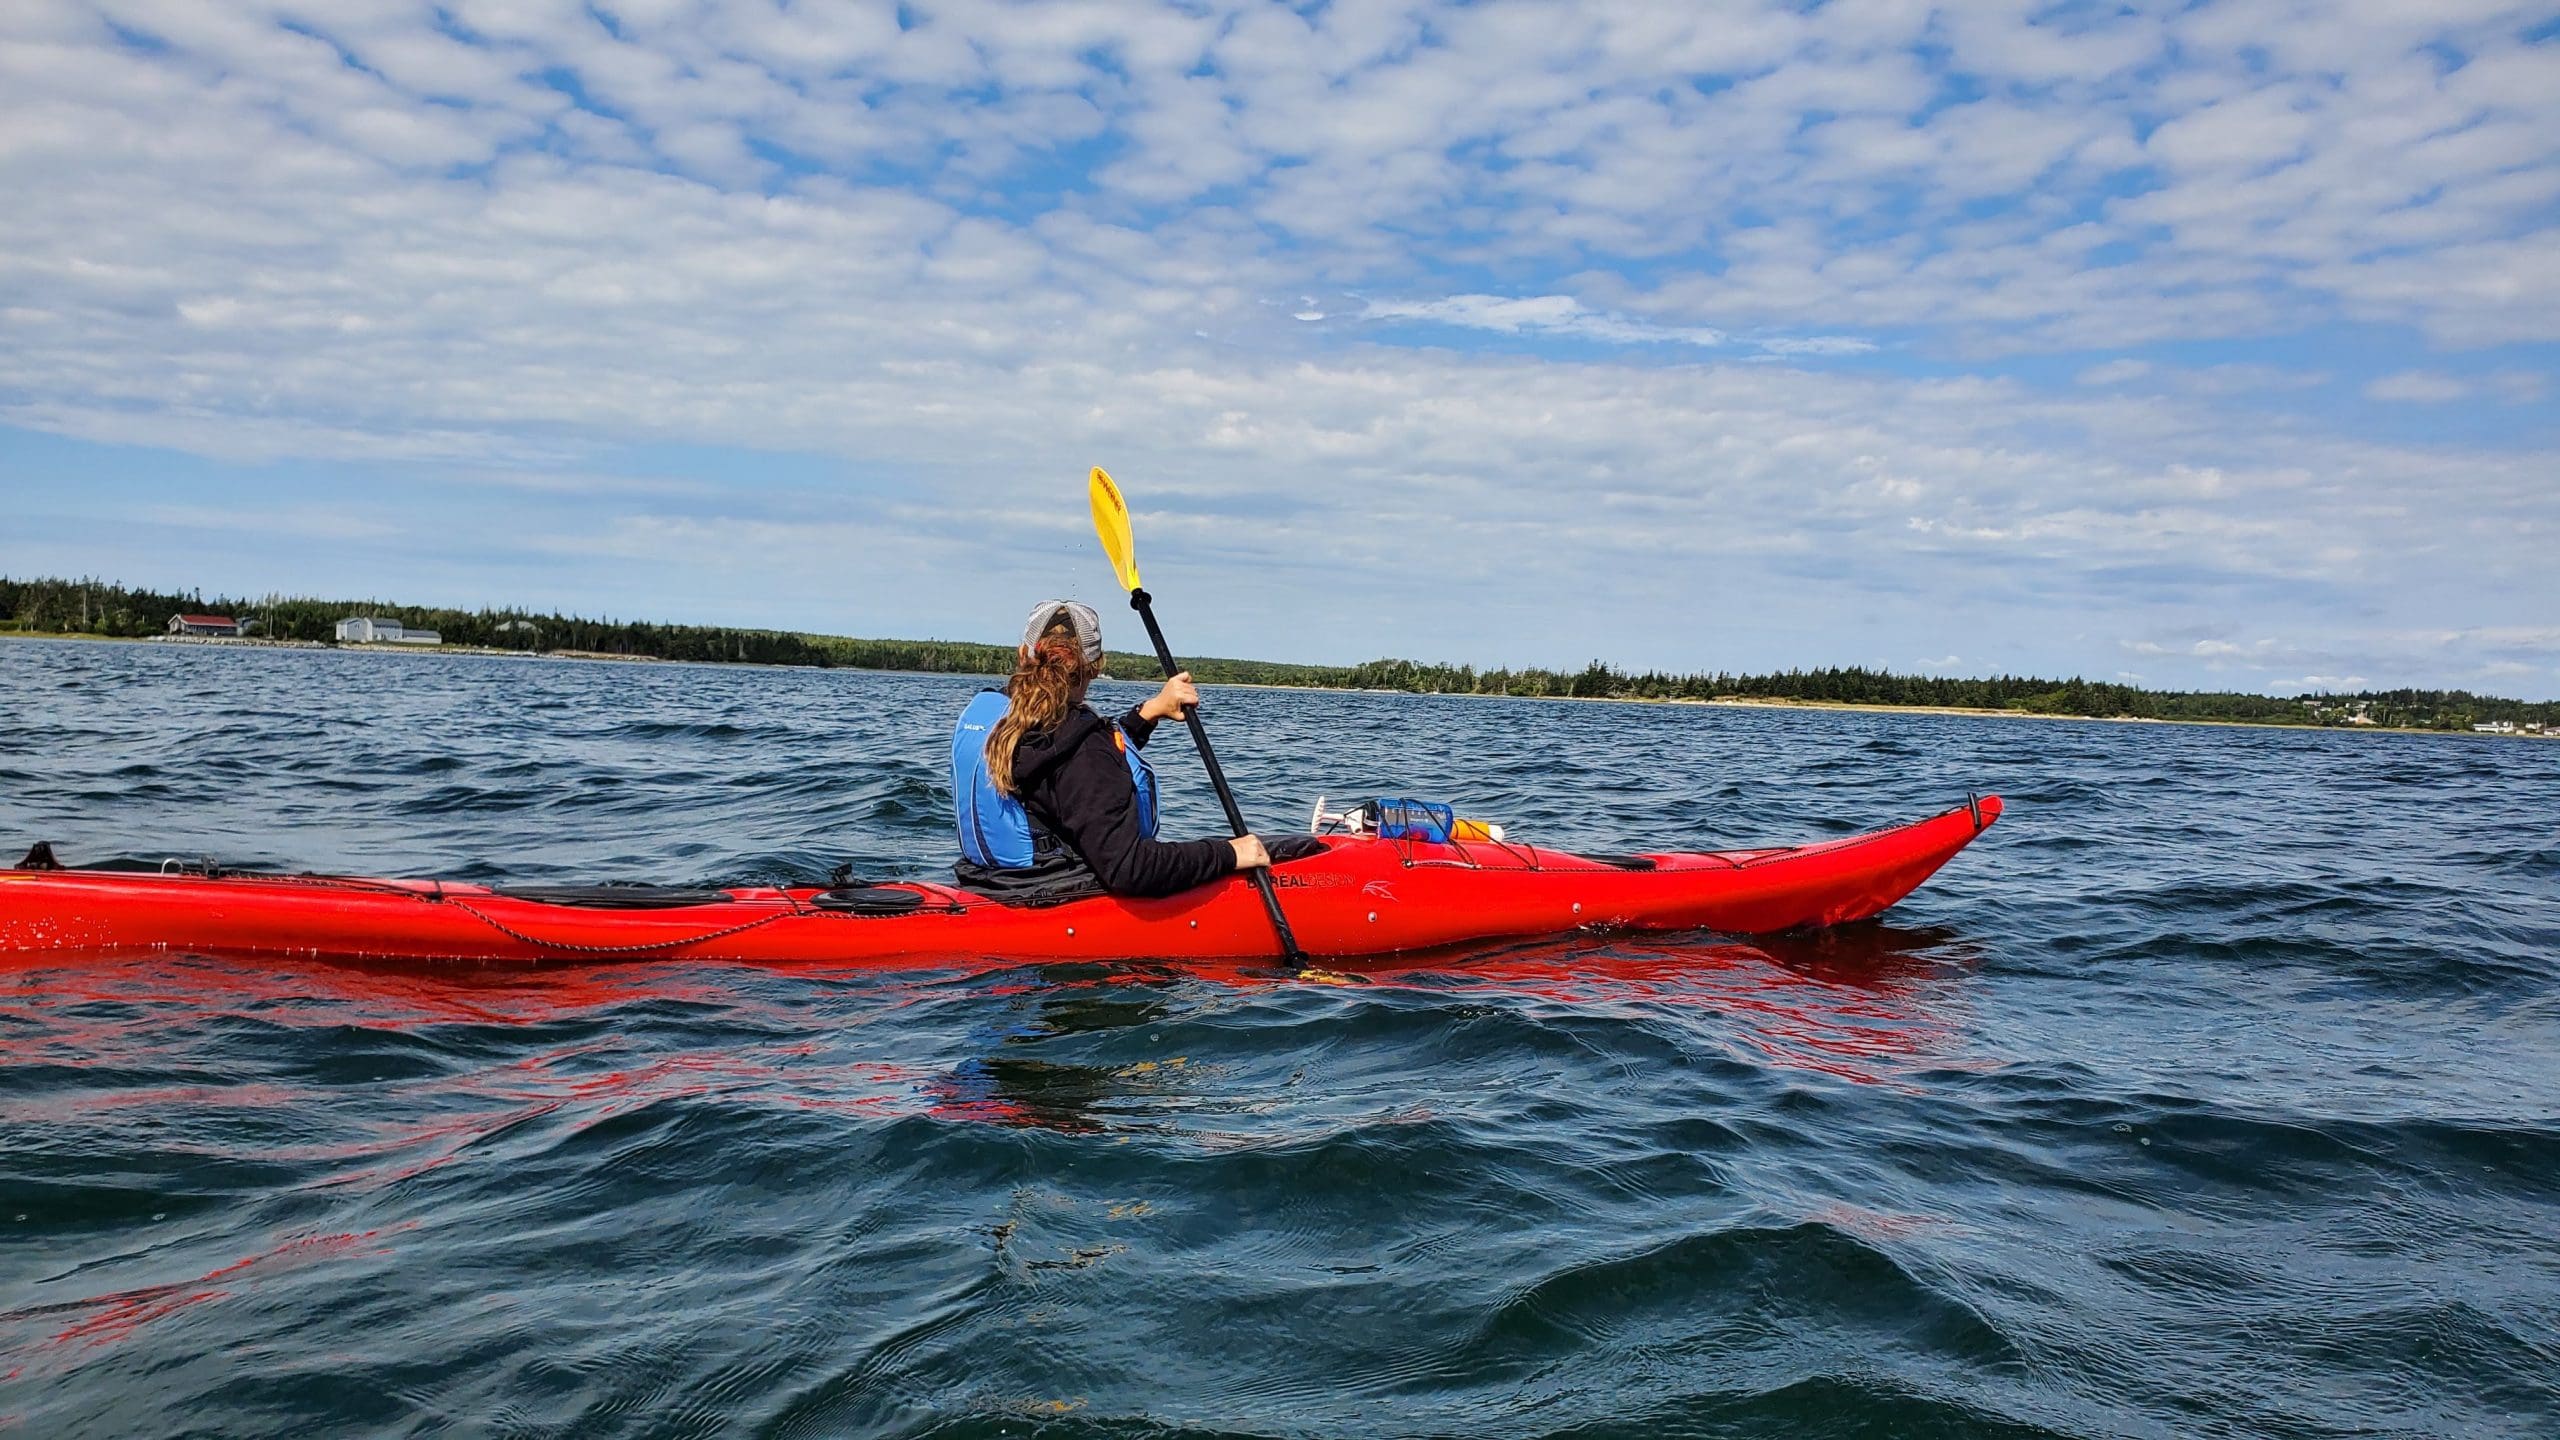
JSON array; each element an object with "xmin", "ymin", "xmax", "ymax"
[{"xmin": 1087, "ymin": 466, "xmax": 1306, "ymax": 965}]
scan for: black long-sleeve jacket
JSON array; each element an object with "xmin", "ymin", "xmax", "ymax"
[{"xmin": 1001, "ymin": 703, "xmax": 1238, "ymax": 898}]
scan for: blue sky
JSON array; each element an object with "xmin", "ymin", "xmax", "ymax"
[{"xmin": 1, "ymin": 0, "xmax": 2554, "ymax": 696}]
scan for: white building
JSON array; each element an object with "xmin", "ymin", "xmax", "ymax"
[{"xmin": 336, "ymin": 617, "xmax": 441, "ymax": 645}]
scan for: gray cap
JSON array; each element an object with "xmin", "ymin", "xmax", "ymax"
[{"xmin": 1021, "ymin": 599, "xmax": 1104, "ymax": 664}]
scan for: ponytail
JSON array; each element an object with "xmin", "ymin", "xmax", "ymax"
[{"xmin": 988, "ymin": 619, "xmax": 1100, "ymax": 796}]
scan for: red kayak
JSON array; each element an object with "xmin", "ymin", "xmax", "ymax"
[{"xmin": 0, "ymin": 797, "xmax": 1998, "ymax": 966}]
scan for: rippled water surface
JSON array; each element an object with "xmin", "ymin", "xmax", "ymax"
[{"xmin": 4, "ymin": 638, "xmax": 2555, "ymax": 1438}]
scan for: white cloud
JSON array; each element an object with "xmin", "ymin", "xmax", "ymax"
[
  {"xmin": 9, "ymin": 0, "xmax": 2548, "ymax": 354},
  {"xmin": 2487, "ymin": 370, "xmax": 2548, "ymax": 403},
  {"xmin": 2078, "ymin": 359, "xmax": 2152, "ymax": 386},
  {"xmin": 136, "ymin": 503, "xmax": 399, "ymax": 543},
  {"xmin": 1360, "ymin": 294, "xmax": 1729, "ymax": 347},
  {"xmin": 2364, "ymin": 371, "xmax": 2472, "ymax": 403},
  {"xmin": 1356, "ymin": 295, "xmax": 1886, "ymax": 357},
  {"xmin": 1755, "ymin": 335, "xmax": 1879, "ymax": 357},
  {"xmin": 2173, "ymin": 365, "xmax": 2329, "ymax": 395}
]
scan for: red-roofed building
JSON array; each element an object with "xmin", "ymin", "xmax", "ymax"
[{"xmin": 167, "ymin": 614, "xmax": 239, "ymax": 637}]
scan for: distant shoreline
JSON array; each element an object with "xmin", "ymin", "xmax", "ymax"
[
  {"xmin": 1272, "ymin": 680, "xmax": 2535, "ymax": 738},
  {"xmin": 3, "ymin": 631, "xmax": 674, "ymax": 664},
  {"xmin": 8, "ymin": 631, "xmax": 2547, "ymax": 742},
  {"xmin": 1688, "ymin": 693, "xmax": 2456, "ymax": 735}
]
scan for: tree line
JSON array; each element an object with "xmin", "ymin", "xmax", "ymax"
[
  {"xmin": 1328, "ymin": 658, "xmax": 2557, "ymax": 729},
  {"xmin": 6, "ymin": 574, "xmax": 2552, "ymax": 731}
]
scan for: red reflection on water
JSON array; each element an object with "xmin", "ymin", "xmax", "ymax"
[
  {"xmin": 886, "ymin": 926, "xmax": 1980, "ymax": 1131},
  {"xmin": 0, "ymin": 1081, "xmax": 304, "ymax": 1126},
  {"xmin": 1801, "ymin": 1198, "xmax": 1967, "ymax": 1244},
  {"xmin": 0, "ymin": 1227, "xmax": 402, "ymax": 1383},
  {"xmin": 0, "ymin": 925, "xmax": 1976, "ymax": 1150},
  {"xmin": 1361, "ymin": 933, "xmax": 1975, "ymax": 1087},
  {"xmin": 0, "ymin": 950, "xmax": 905, "ymax": 1040},
  {"xmin": 965, "ymin": 924, "xmax": 1980, "ymax": 1091},
  {"xmin": 0, "ymin": 930, "xmax": 1983, "ymax": 1408}
]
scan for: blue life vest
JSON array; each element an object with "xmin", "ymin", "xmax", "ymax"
[{"xmin": 952, "ymin": 690, "xmax": 1158, "ymax": 869}]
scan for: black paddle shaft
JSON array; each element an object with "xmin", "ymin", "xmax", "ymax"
[{"xmin": 1126, "ymin": 589, "xmax": 1305, "ymax": 963}]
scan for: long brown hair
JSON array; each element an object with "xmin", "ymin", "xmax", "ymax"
[{"xmin": 988, "ymin": 613, "xmax": 1101, "ymax": 796}]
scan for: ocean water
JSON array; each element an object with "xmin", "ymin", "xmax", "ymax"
[{"xmin": 2, "ymin": 637, "xmax": 2554, "ymax": 1438}]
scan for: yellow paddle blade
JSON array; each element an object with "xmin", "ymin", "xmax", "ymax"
[{"xmin": 1088, "ymin": 466, "xmax": 1142, "ymax": 592}]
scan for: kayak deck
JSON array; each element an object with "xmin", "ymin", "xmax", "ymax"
[{"xmin": 0, "ymin": 797, "xmax": 2000, "ymax": 965}]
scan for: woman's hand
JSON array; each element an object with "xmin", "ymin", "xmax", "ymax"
[
  {"xmin": 1229, "ymin": 834, "xmax": 1271, "ymax": 870},
  {"xmin": 1140, "ymin": 671, "xmax": 1199, "ymax": 724}
]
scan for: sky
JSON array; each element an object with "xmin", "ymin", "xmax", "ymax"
[{"xmin": 0, "ymin": 0, "xmax": 2555, "ymax": 697}]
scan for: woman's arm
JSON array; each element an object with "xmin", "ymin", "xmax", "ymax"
[{"xmin": 1121, "ymin": 671, "xmax": 1199, "ymax": 747}]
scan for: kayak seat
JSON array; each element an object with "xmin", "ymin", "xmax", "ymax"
[
  {"xmin": 11, "ymin": 843, "xmax": 252, "ymax": 877},
  {"xmin": 491, "ymin": 884, "xmax": 738, "ymax": 909},
  {"xmin": 811, "ymin": 886, "xmax": 929, "ymax": 916},
  {"xmin": 949, "ymin": 858, "xmax": 1108, "ymax": 909},
  {"xmin": 1580, "ymin": 854, "xmax": 1658, "ymax": 871}
]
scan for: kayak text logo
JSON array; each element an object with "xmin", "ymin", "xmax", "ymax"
[{"xmin": 1272, "ymin": 872, "xmax": 1356, "ymax": 889}]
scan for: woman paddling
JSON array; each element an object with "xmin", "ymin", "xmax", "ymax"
[{"xmin": 951, "ymin": 600, "xmax": 1311, "ymax": 900}]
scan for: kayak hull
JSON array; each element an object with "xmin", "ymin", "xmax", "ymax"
[{"xmin": 0, "ymin": 798, "xmax": 2000, "ymax": 966}]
